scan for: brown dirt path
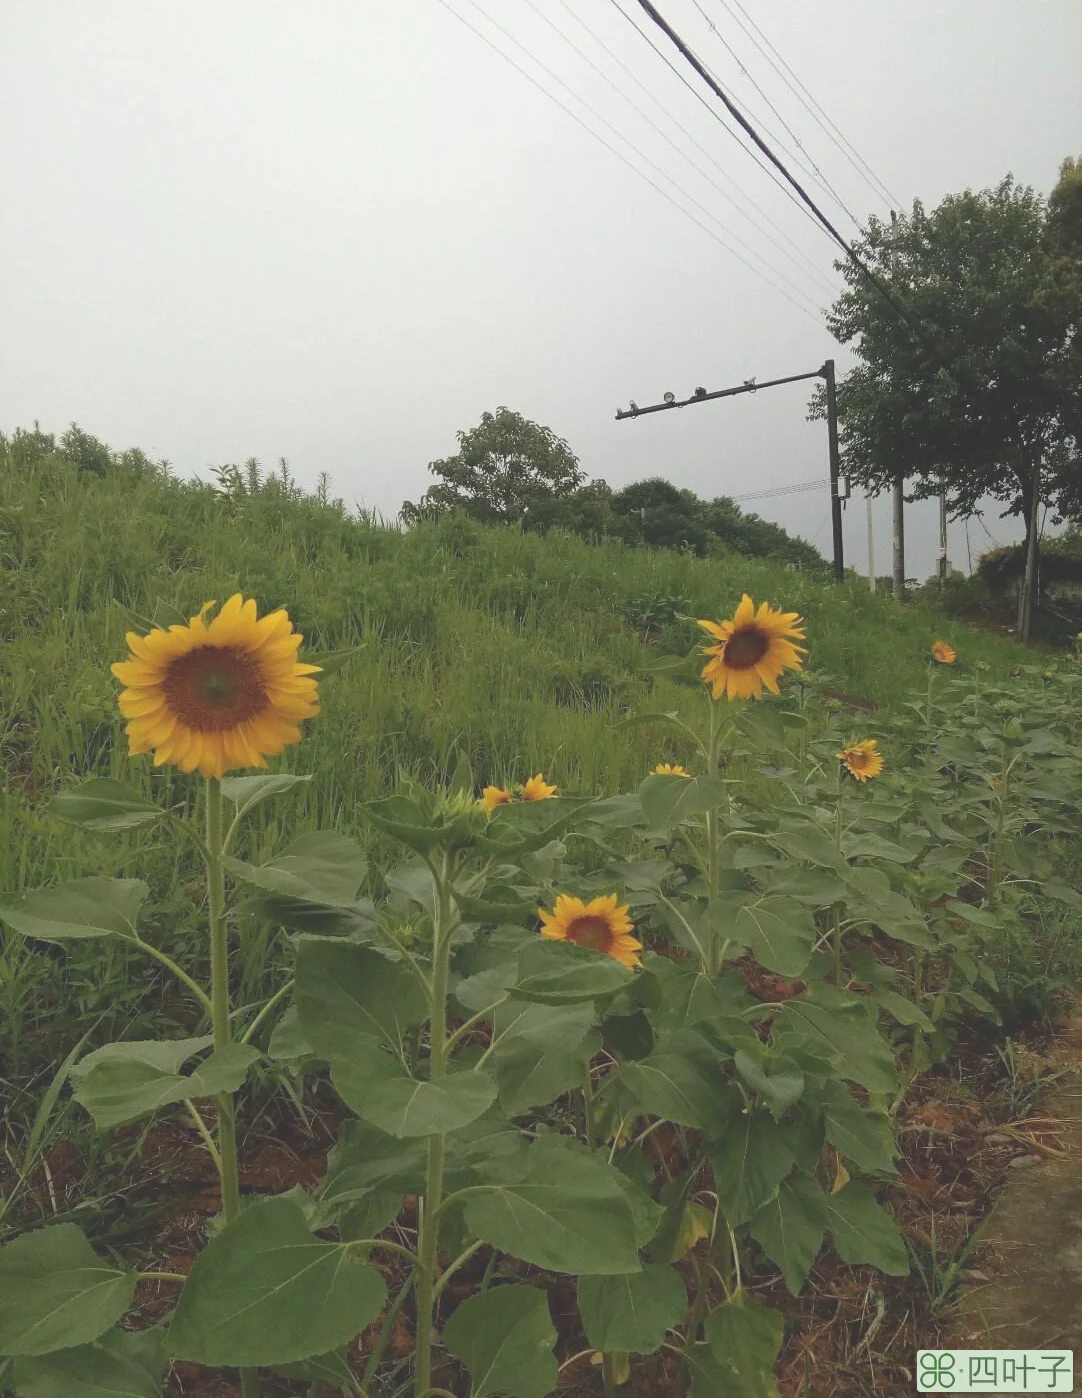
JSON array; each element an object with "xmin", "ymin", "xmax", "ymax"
[{"xmin": 950, "ymin": 1014, "xmax": 1082, "ymax": 1351}]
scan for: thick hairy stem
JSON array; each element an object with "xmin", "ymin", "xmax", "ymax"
[{"xmin": 706, "ymin": 700, "xmax": 722, "ymax": 973}]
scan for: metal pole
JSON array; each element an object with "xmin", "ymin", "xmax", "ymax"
[
  {"xmin": 890, "ymin": 210, "xmax": 906, "ymax": 603},
  {"xmin": 823, "ymin": 359, "xmax": 845, "ymax": 583},
  {"xmin": 938, "ymin": 485, "xmax": 948, "ymax": 589},
  {"xmin": 866, "ymin": 493, "xmax": 876, "ymax": 592}
]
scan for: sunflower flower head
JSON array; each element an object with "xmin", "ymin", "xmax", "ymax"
[
  {"xmin": 653, "ymin": 763, "xmax": 691, "ymax": 777},
  {"xmin": 538, "ymin": 893, "xmax": 641, "ymax": 969},
  {"xmin": 481, "ymin": 785, "xmax": 515, "ymax": 815},
  {"xmin": 431, "ymin": 787, "xmax": 489, "ymax": 844},
  {"xmin": 931, "ymin": 641, "xmax": 957, "ymax": 665},
  {"xmin": 835, "ymin": 738, "xmax": 885, "ymax": 783},
  {"xmin": 110, "ymin": 594, "xmax": 321, "ymax": 782},
  {"xmin": 520, "ymin": 773, "xmax": 558, "ymax": 801},
  {"xmin": 698, "ymin": 594, "xmax": 806, "ymax": 701}
]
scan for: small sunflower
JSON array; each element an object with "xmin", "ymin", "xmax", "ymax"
[
  {"xmin": 538, "ymin": 893, "xmax": 641, "ymax": 969},
  {"xmin": 520, "ymin": 773, "xmax": 558, "ymax": 801},
  {"xmin": 698, "ymin": 594, "xmax": 806, "ymax": 701},
  {"xmin": 111, "ymin": 594, "xmax": 320, "ymax": 781},
  {"xmin": 481, "ymin": 785, "xmax": 514, "ymax": 814},
  {"xmin": 835, "ymin": 738, "xmax": 885, "ymax": 782},
  {"xmin": 931, "ymin": 641, "xmax": 956, "ymax": 665},
  {"xmin": 653, "ymin": 763, "xmax": 691, "ymax": 777}
]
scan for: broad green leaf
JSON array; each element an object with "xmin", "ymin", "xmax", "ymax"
[
  {"xmin": 318, "ymin": 1119, "xmax": 427, "ymax": 1208},
  {"xmin": 492, "ymin": 1001, "xmax": 599, "ymax": 1116},
  {"xmin": 230, "ymin": 890, "xmax": 378, "ymax": 940},
  {"xmin": 267, "ymin": 1004, "xmax": 315, "ymax": 1065},
  {"xmin": 222, "ymin": 831, "xmax": 367, "ymax": 907},
  {"xmin": 355, "ymin": 794, "xmax": 450, "ymax": 854},
  {"xmin": 454, "ymin": 885, "xmax": 538, "ymax": 925},
  {"xmin": 842, "ymin": 831, "xmax": 918, "ymax": 863},
  {"xmin": 167, "ymin": 1194, "xmax": 387, "ymax": 1366},
  {"xmin": 443, "ymin": 1284, "xmax": 557, "ymax": 1398},
  {"xmin": 219, "ymin": 773, "xmax": 313, "ymax": 822},
  {"xmin": 708, "ymin": 1112, "xmax": 796, "ymax": 1227},
  {"xmin": 608, "ymin": 1029, "xmax": 734, "ymax": 1132},
  {"xmin": 464, "ymin": 1137, "xmax": 642, "ymax": 1275},
  {"xmin": 772, "ymin": 819, "xmax": 845, "ymax": 870},
  {"xmin": 646, "ymin": 957, "xmax": 754, "ymax": 1034},
  {"xmin": 10, "ymin": 1327, "xmax": 166, "ymax": 1398},
  {"xmin": 71, "ymin": 1039, "xmax": 259, "ymax": 1131},
  {"xmin": 686, "ymin": 1293, "xmax": 784, "ymax": 1398},
  {"xmin": 646, "ymin": 1171, "xmax": 711, "ymax": 1264},
  {"xmin": 577, "ymin": 1265, "xmax": 687, "ymax": 1355},
  {"xmin": 601, "ymin": 1009, "xmax": 655, "ymax": 1061},
  {"xmin": 872, "ymin": 988, "xmax": 935, "ymax": 1033},
  {"xmin": 819, "ymin": 1080, "xmax": 897, "ymax": 1175},
  {"xmin": 819, "ymin": 1182, "xmax": 908, "ymax": 1274},
  {"xmin": 509, "ymin": 939, "xmax": 632, "ymax": 1005},
  {"xmin": 638, "ymin": 774, "xmax": 726, "ymax": 831},
  {"xmin": 779, "ymin": 997, "xmax": 897, "ymax": 1094},
  {"xmin": 733, "ymin": 1050, "xmax": 805, "ymax": 1116},
  {"xmin": 48, "ymin": 779, "xmax": 165, "ymax": 832},
  {"xmin": 337, "ymin": 1066, "xmax": 498, "ymax": 1137},
  {"xmin": 454, "ymin": 961, "xmax": 519, "ymax": 1013},
  {"xmin": 294, "ymin": 938, "xmax": 428, "ymax": 1060},
  {"xmin": 0, "ymin": 1224, "xmax": 136, "ymax": 1356},
  {"xmin": 748, "ymin": 1173, "xmax": 826, "ymax": 1295},
  {"xmin": 0, "ymin": 878, "xmax": 148, "ymax": 942},
  {"xmin": 733, "ymin": 898, "xmax": 816, "ymax": 978}
]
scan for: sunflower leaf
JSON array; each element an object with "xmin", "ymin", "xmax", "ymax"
[
  {"xmin": 10, "ymin": 1327, "xmax": 167, "ymax": 1398},
  {"xmin": 509, "ymin": 939, "xmax": 633, "ymax": 1005},
  {"xmin": 577, "ymin": 1265, "xmax": 687, "ymax": 1355},
  {"xmin": 707, "ymin": 1110, "xmax": 797, "ymax": 1227},
  {"xmin": 443, "ymin": 1284, "xmax": 557, "ymax": 1398},
  {"xmin": 333, "ymin": 1061, "xmax": 499, "ymax": 1138},
  {"xmin": 638, "ymin": 774, "xmax": 727, "ymax": 831},
  {"xmin": 71, "ymin": 1038, "xmax": 260, "ymax": 1130},
  {"xmin": 48, "ymin": 779, "xmax": 167, "ymax": 832},
  {"xmin": 686, "ymin": 1293, "xmax": 784, "ymax": 1398},
  {"xmin": 219, "ymin": 774, "xmax": 313, "ymax": 822},
  {"xmin": 492, "ymin": 1001, "xmax": 599, "ymax": 1116},
  {"xmin": 747, "ymin": 1173, "xmax": 826, "ymax": 1295},
  {"xmin": 222, "ymin": 831, "xmax": 367, "ymax": 907},
  {"xmin": 294, "ymin": 938, "xmax": 428, "ymax": 1060},
  {"xmin": 818, "ymin": 1182, "xmax": 908, "ymax": 1274},
  {"xmin": 733, "ymin": 897, "xmax": 817, "ymax": 978},
  {"xmin": 0, "ymin": 877, "xmax": 148, "ymax": 942},
  {"xmin": 0, "ymin": 1225, "xmax": 136, "ymax": 1356}
]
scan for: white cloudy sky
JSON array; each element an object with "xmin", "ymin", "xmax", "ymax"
[{"xmin": 3, "ymin": 0, "xmax": 1080, "ymax": 579}]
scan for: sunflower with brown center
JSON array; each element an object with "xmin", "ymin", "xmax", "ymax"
[
  {"xmin": 538, "ymin": 893, "xmax": 641, "ymax": 969},
  {"xmin": 698, "ymin": 594, "xmax": 806, "ymax": 701},
  {"xmin": 835, "ymin": 738, "xmax": 884, "ymax": 782},
  {"xmin": 110, "ymin": 594, "xmax": 321, "ymax": 781},
  {"xmin": 520, "ymin": 773, "xmax": 558, "ymax": 801},
  {"xmin": 931, "ymin": 641, "xmax": 956, "ymax": 664},
  {"xmin": 653, "ymin": 763, "xmax": 691, "ymax": 777}
]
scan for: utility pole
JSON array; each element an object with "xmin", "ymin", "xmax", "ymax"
[
  {"xmin": 1018, "ymin": 458, "xmax": 1042, "ymax": 643},
  {"xmin": 890, "ymin": 210, "xmax": 906, "ymax": 602},
  {"xmin": 865, "ymin": 492, "xmax": 876, "ymax": 592},
  {"xmin": 937, "ymin": 483, "xmax": 949, "ymax": 589},
  {"xmin": 614, "ymin": 362, "xmax": 847, "ymax": 582}
]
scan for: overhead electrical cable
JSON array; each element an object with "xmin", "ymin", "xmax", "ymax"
[
  {"xmin": 434, "ymin": 0, "xmax": 826, "ymax": 319},
  {"xmin": 713, "ymin": 0, "xmax": 904, "ymax": 212},
  {"xmin": 523, "ymin": 0, "xmax": 838, "ymax": 299},
  {"xmin": 630, "ymin": 0, "xmax": 927, "ymax": 341},
  {"xmin": 729, "ymin": 478, "xmax": 826, "ymax": 502},
  {"xmin": 551, "ymin": 0, "xmax": 839, "ymax": 297},
  {"xmin": 689, "ymin": 0, "xmax": 865, "ymax": 230}
]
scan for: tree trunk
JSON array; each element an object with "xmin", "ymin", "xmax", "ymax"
[{"xmin": 1018, "ymin": 459, "xmax": 1042, "ymax": 643}]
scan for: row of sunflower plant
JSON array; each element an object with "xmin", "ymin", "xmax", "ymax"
[{"xmin": 0, "ymin": 591, "xmax": 1077, "ymax": 1398}]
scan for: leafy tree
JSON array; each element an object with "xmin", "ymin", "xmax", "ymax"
[
  {"xmin": 811, "ymin": 169, "xmax": 1082, "ymax": 565},
  {"xmin": 608, "ymin": 477, "xmax": 709, "ymax": 555},
  {"xmin": 401, "ymin": 407, "xmax": 585, "ymax": 527}
]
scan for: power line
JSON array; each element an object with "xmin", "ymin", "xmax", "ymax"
[
  {"xmin": 714, "ymin": 0, "xmax": 904, "ymax": 212},
  {"xmin": 630, "ymin": 0, "xmax": 926, "ymax": 341},
  {"xmin": 435, "ymin": 0, "xmax": 825, "ymax": 318},
  {"xmin": 729, "ymin": 478, "xmax": 826, "ymax": 503},
  {"xmin": 550, "ymin": 0, "xmax": 840, "ymax": 298},
  {"xmin": 519, "ymin": 0, "xmax": 837, "ymax": 301}
]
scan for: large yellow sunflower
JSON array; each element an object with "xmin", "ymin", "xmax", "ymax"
[
  {"xmin": 835, "ymin": 739, "xmax": 884, "ymax": 782},
  {"xmin": 698, "ymin": 594, "xmax": 806, "ymax": 701},
  {"xmin": 538, "ymin": 893, "xmax": 641, "ymax": 969},
  {"xmin": 481, "ymin": 784, "xmax": 514, "ymax": 814},
  {"xmin": 653, "ymin": 763, "xmax": 691, "ymax": 777},
  {"xmin": 110, "ymin": 594, "xmax": 321, "ymax": 781},
  {"xmin": 520, "ymin": 773, "xmax": 558, "ymax": 801},
  {"xmin": 931, "ymin": 641, "xmax": 956, "ymax": 665}
]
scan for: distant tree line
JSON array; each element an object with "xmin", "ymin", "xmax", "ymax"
[{"xmin": 400, "ymin": 406, "xmax": 827, "ymax": 572}]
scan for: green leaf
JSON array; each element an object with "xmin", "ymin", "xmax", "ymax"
[
  {"xmin": 509, "ymin": 939, "xmax": 632, "ymax": 1005},
  {"xmin": 267, "ymin": 1004, "xmax": 316, "ymax": 1066},
  {"xmin": 872, "ymin": 988, "xmax": 935, "ymax": 1032},
  {"xmin": 48, "ymin": 779, "xmax": 166, "ymax": 832},
  {"xmin": 748, "ymin": 1173, "xmax": 826, "ymax": 1295},
  {"xmin": 231, "ymin": 891, "xmax": 378, "ymax": 940},
  {"xmin": 10, "ymin": 1327, "xmax": 167, "ymax": 1398},
  {"xmin": 219, "ymin": 773, "xmax": 313, "ymax": 822},
  {"xmin": 778, "ymin": 997, "xmax": 897, "ymax": 1094},
  {"xmin": 733, "ymin": 898, "xmax": 816, "ymax": 978},
  {"xmin": 167, "ymin": 1194, "xmax": 387, "ymax": 1366},
  {"xmin": 222, "ymin": 831, "xmax": 367, "ymax": 907},
  {"xmin": 819, "ymin": 1080, "xmax": 897, "ymax": 1175},
  {"xmin": 318, "ymin": 1119, "xmax": 428, "ymax": 1208},
  {"xmin": 708, "ymin": 1112, "xmax": 796, "ymax": 1227},
  {"xmin": 686, "ymin": 1293, "xmax": 783, "ymax": 1398},
  {"xmin": 608, "ymin": 1031, "xmax": 734, "ymax": 1132},
  {"xmin": 638, "ymin": 774, "xmax": 726, "ymax": 831},
  {"xmin": 337, "ymin": 1065, "xmax": 499, "ymax": 1138},
  {"xmin": 0, "ymin": 878, "xmax": 148, "ymax": 942},
  {"xmin": 733, "ymin": 1050, "xmax": 805, "ymax": 1116},
  {"xmin": 819, "ymin": 1182, "xmax": 908, "ymax": 1274},
  {"xmin": 455, "ymin": 961, "xmax": 519, "ymax": 1014},
  {"xmin": 492, "ymin": 1001, "xmax": 599, "ymax": 1116},
  {"xmin": 273, "ymin": 1347, "xmax": 358, "ymax": 1395},
  {"xmin": 772, "ymin": 819, "xmax": 845, "ymax": 870},
  {"xmin": 464, "ymin": 1137, "xmax": 642, "ymax": 1275},
  {"xmin": 577, "ymin": 1265, "xmax": 687, "ymax": 1355},
  {"xmin": 646, "ymin": 958, "xmax": 755, "ymax": 1034},
  {"xmin": 443, "ymin": 1284, "xmax": 557, "ymax": 1398},
  {"xmin": 71, "ymin": 1039, "xmax": 260, "ymax": 1131},
  {"xmin": 0, "ymin": 1224, "xmax": 136, "ymax": 1356},
  {"xmin": 294, "ymin": 938, "xmax": 428, "ymax": 1060}
]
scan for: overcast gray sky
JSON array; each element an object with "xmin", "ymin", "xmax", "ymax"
[{"xmin": 4, "ymin": 1, "xmax": 1080, "ymax": 580}]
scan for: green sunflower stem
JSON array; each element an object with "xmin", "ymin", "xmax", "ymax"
[
  {"xmin": 602, "ymin": 1352, "xmax": 619, "ymax": 1397},
  {"xmin": 205, "ymin": 776, "xmax": 259, "ymax": 1398},
  {"xmin": 833, "ymin": 794, "xmax": 844, "ymax": 986},
  {"xmin": 415, "ymin": 852, "xmax": 454, "ymax": 1398}
]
